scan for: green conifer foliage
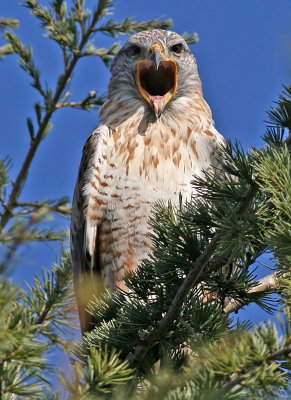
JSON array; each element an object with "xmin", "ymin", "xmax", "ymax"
[
  {"xmin": 75, "ymin": 92, "xmax": 291, "ymax": 398},
  {"xmin": 0, "ymin": 1, "xmax": 289, "ymax": 398}
]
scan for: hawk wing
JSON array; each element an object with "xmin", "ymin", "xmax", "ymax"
[{"xmin": 70, "ymin": 125, "xmax": 112, "ymax": 332}]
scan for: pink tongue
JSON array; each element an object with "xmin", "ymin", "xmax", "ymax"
[{"xmin": 151, "ymin": 95, "xmax": 165, "ymax": 118}]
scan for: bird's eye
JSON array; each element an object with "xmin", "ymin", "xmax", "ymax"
[
  {"xmin": 127, "ymin": 45, "xmax": 141, "ymax": 57},
  {"xmin": 170, "ymin": 43, "xmax": 183, "ymax": 55}
]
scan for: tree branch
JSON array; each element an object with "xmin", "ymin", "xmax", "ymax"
[
  {"xmin": 127, "ymin": 182, "xmax": 259, "ymax": 367},
  {"xmin": 15, "ymin": 201, "xmax": 71, "ymax": 216},
  {"xmin": 0, "ymin": 18, "xmax": 19, "ymax": 29},
  {"xmin": 0, "ymin": 232, "xmax": 66, "ymax": 243},
  {"xmin": 223, "ymin": 272, "xmax": 283, "ymax": 313},
  {"xmin": 55, "ymin": 100, "xmax": 90, "ymax": 109},
  {"xmin": 0, "ymin": 6, "xmax": 105, "ymax": 233},
  {"xmin": 55, "ymin": 96, "xmax": 103, "ymax": 110},
  {"xmin": 214, "ymin": 343, "xmax": 291, "ymax": 396},
  {"xmin": 268, "ymin": 344, "xmax": 291, "ymax": 360}
]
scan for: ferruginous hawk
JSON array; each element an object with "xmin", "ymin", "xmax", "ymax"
[{"xmin": 70, "ymin": 29, "xmax": 225, "ymax": 332}]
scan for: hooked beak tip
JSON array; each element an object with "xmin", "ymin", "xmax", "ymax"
[{"xmin": 150, "ymin": 51, "xmax": 164, "ymax": 70}]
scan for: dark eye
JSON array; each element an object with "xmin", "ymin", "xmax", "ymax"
[
  {"xmin": 170, "ymin": 43, "xmax": 183, "ymax": 55},
  {"xmin": 127, "ymin": 45, "xmax": 141, "ymax": 57}
]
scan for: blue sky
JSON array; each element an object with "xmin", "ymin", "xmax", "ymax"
[{"xmin": 0, "ymin": 0, "xmax": 291, "ymax": 379}]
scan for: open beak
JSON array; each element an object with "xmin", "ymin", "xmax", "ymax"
[{"xmin": 135, "ymin": 45, "xmax": 178, "ymax": 118}]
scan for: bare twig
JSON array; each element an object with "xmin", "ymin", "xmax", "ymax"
[
  {"xmin": 55, "ymin": 100, "xmax": 89, "ymax": 109},
  {"xmin": 0, "ymin": 226, "xmax": 66, "ymax": 273},
  {"xmin": 128, "ymin": 182, "xmax": 259, "ymax": 367},
  {"xmin": 16, "ymin": 201, "xmax": 71, "ymax": 216},
  {"xmin": 223, "ymin": 272, "xmax": 284, "ymax": 313},
  {"xmin": 55, "ymin": 90, "xmax": 102, "ymax": 110}
]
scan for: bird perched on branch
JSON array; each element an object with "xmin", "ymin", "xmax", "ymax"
[{"xmin": 71, "ymin": 29, "xmax": 225, "ymax": 332}]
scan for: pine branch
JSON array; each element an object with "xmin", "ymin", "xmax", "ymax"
[
  {"xmin": 0, "ymin": 254, "xmax": 76, "ymax": 398},
  {"xmin": 0, "ymin": 231, "xmax": 66, "ymax": 243},
  {"xmin": 0, "ymin": 17, "xmax": 19, "ymax": 60},
  {"xmin": 269, "ymin": 344, "xmax": 291, "ymax": 361},
  {"xmin": 0, "ymin": 17, "xmax": 19, "ymax": 29},
  {"xmin": 93, "ymin": 17, "xmax": 173, "ymax": 37},
  {"xmin": 0, "ymin": 6, "xmax": 105, "ymax": 233},
  {"xmin": 267, "ymin": 85, "xmax": 291, "ymax": 131},
  {"xmin": 212, "ymin": 343, "xmax": 291, "ymax": 397},
  {"xmin": 0, "ymin": 210, "xmax": 66, "ymax": 273},
  {"xmin": 127, "ymin": 183, "xmax": 259, "ymax": 367},
  {"xmin": 7, "ymin": 253, "xmax": 76, "ymax": 344},
  {"xmin": 64, "ymin": 347, "xmax": 134, "ymax": 397},
  {"xmin": 0, "ymin": 43, "xmax": 14, "ymax": 59}
]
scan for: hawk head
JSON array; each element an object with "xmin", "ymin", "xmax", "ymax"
[{"xmin": 108, "ymin": 30, "xmax": 202, "ymax": 119}]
